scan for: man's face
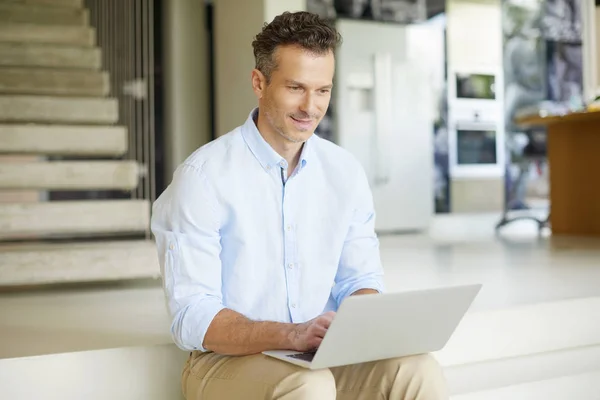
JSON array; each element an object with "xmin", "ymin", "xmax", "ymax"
[{"xmin": 256, "ymin": 45, "xmax": 335, "ymax": 143}]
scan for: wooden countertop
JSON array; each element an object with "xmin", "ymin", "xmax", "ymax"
[{"xmin": 515, "ymin": 109, "xmax": 600, "ymax": 128}]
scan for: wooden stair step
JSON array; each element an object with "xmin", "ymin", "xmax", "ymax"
[
  {"xmin": 0, "ymin": 95, "xmax": 118, "ymax": 124},
  {"xmin": 0, "ymin": 239, "xmax": 159, "ymax": 286},
  {"xmin": 0, "ymin": 42, "xmax": 100, "ymax": 69},
  {"xmin": 0, "ymin": 124, "xmax": 127, "ymax": 156},
  {"xmin": 0, "ymin": 199, "xmax": 150, "ymax": 240},
  {"xmin": 0, "ymin": 0, "xmax": 83, "ymax": 7},
  {"xmin": 0, "ymin": 154, "xmax": 40, "ymax": 204},
  {"xmin": 0, "ymin": 23, "xmax": 95, "ymax": 46},
  {"xmin": 0, "ymin": 67, "xmax": 109, "ymax": 96},
  {"xmin": 0, "ymin": 160, "xmax": 141, "ymax": 190},
  {"xmin": 0, "ymin": 2, "xmax": 88, "ymax": 26}
]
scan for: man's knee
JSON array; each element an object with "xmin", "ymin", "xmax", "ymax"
[
  {"xmin": 388, "ymin": 354, "xmax": 448, "ymax": 398},
  {"xmin": 398, "ymin": 353, "xmax": 444, "ymax": 377},
  {"xmin": 273, "ymin": 367, "xmax": 336, "ymax": 398}
]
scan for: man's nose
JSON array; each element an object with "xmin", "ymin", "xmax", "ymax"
[{"xmin": 299, "ymin": 93, "xmax": 316, "ymax": 115}]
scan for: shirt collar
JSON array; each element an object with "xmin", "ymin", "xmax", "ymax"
[{"xmin": 241, "ymin": 108, "xmax": 313, "ymax": 172}]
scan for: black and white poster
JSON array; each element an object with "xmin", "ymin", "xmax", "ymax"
[
  {"xmin": 543, "ymin": 0, "xmax": 583, "ymax": 104},
  {"xmin": 541, "ymin": 0, "xmax": 582, "ymax": 43},
  {"xmin": 502, "ymin": 0, "xmax": 583, "ymax": 211},
  {"xmin": 546, "ymin": 41, "xmax": 583, "ymax": 103}
]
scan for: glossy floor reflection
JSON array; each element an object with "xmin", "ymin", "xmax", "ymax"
[{"xmin": 379, "ymin": 213, "xmax": 600, "ymax": 312}]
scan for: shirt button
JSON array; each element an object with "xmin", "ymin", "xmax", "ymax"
[
  {"xmin": 286, "ymin": 225, "xmax": 292, "ymax": 231},
  {"xmin": 279, "ymin": 161, "xmax": 285, "ymax": 168},
  {"xmin": 291, "ymin": 303, "xmax": 296, "ymax": 308},
  {"xmin": 288, "ymin": 263, "xmax": 294, "ymax": 269},
  {"xmin": 169, "ymin": 243, "xmax": 174, "ymax": 250},
  {"xmin": 266, "ymin": 165, "xmax": 271, "ymax": 170}
]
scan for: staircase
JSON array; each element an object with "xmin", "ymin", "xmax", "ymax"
[{"xmin": 0, "ymin": 0, "xmax": 159, "ymax": 287}]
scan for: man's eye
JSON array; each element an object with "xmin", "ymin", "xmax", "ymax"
[
  {"xmin": 320, "ymin": 89, "xmax": 331, "ymax": 94},
  {"xmin": 289, "ymin": 86, "xmax": 301, "ymax": 91}
]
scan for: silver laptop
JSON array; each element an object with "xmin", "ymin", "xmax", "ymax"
[{"xmin": 263, "ymin": 284, "xmax": 481, "ymax": 370}]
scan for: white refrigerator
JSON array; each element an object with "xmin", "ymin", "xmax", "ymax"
[{"xmin": 333, "ymin": 18, "xmax": 441, "ymax": 232}]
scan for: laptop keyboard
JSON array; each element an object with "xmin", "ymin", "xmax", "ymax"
[{"xmin": 286, "ymin": 352, "xmax": 316, "ymax": 362}]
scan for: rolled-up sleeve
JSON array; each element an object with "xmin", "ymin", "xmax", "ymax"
[
  {"xmin": 151, "ymin": 163, "xmax": 226, "ymax": 352},
  {"xmin": 332, "ymin": 165, "xmax": 385, "ymax": 307}
]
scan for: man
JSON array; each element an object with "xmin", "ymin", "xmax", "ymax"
[{"xmin": 151, "ymin": 11, "xmax": 448, "ymax": 400}]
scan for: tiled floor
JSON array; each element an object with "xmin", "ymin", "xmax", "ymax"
[{"xmin": 1, "ymin": 213, "xmax": 599, "ymax": 360}]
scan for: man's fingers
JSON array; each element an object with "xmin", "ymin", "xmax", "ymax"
[
  {"xmin": 310, "ymin": 336, "xmax": 323, "ymax": 349},
  {"xmin": 310, "ymin": 324, "xmax": 328, "ymax": 338},
  {"xmin": 314, "ymin": 318, "xmax": 330, "ymax": 331},
  {"xmin": 319, "ymin": 312, "xmax": 335, "ymax": 329},
  {"xmin": 303, "ymin": 312, "xmax": 336, "ymax": 345}
]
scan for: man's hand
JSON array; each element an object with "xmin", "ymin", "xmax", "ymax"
[{"xmin": 289, "ymin": 311, "xmax": 336, "ymax": 352}]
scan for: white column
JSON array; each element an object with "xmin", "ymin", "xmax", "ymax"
[
  {"xmin": 214, "ymin": 0, "xmax": 306, "ymax": 136},
  {"xmin": 582, "ymin": 0, "xmax": 598, "ymax": 101},
  {"xmin": 597, "ymin": 7, "xmax": 600, "ymax": 93},
  {"xmin": 162, "ymin": 0, "xmax": 211, "ymax": 179}
]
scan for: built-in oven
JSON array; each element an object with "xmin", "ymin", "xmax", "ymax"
[
  {"xmin": 448, "ymin": 118, "xmax": 505, "ymax": 179},
  {"xmin": 447, "ymin": 67, "xmax": 505, "ymax": 180}
]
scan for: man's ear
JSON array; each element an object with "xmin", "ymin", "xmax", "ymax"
[{"xmin": 251, "ymin": 69, "xmax": 267, "ymax": 99}]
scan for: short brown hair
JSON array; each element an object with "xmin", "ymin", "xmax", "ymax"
[{"xmin": 252, "ymin": 11, "xmax": 341, "ymax": 82}]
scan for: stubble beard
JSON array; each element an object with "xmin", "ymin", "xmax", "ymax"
[{"xmin": 264, "ymin": 106, "xmax": 307, "ymax": 144}]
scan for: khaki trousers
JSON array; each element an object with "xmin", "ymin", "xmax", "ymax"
[{"xmin": 182, "ymin": 351, "xmax": 449, "ymax": 399}]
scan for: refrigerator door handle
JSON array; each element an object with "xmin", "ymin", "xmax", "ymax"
[{"xmin": 373, "ymin": 52, "xmax": 393, "ymax": 186}]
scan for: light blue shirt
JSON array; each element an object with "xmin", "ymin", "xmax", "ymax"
[{"xmin": 151, "ymin": 109, "xmax": 385, "ymax": 352}]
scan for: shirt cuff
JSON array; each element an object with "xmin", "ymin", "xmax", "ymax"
[
  {"xmin": 196, "ymin": 303, "xmax": 227, "ymax": 352},
  {"xmin": 176, "ymin": 298, "xmax": 226, "ymax": 352},
  {"xmin": 336, "ymin": 278, "xmax": 385, "ymax": 307}
]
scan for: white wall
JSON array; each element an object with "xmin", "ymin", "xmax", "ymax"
[
  {"xmin": 214, "ymin": 0, "xmax": 265, "ymax": 137},
  {"xmin": 162, "ymin": 0, "xmax": 211, "ymax": 180},
  {"xmin": 214, "ymin": 0, "xmax": 306, "ymax": 136},
  {"xmin": 582, "ymin": 1, "xmax": 599, "ymax": 100},
  {"xmin": 446, "ymin": 0, "xmax": 502, "ymax": 69},
  {"xmin": 597, "ymin": 7, "xmax": 600, "ymax": 91},
  {"xmin": 445, "ymin": 0, "xmax": 505, "ymax": 213}
]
